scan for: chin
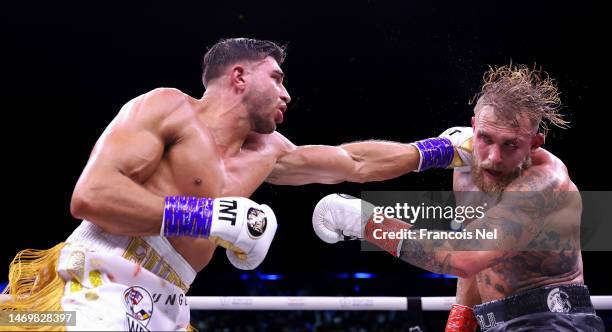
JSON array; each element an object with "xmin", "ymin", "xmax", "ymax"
[
  {"xmin": 474, "ymin": 180, "xmax": 503, "ymax": 194},
  {"xmin": 253, "ymin": 123, "xmax": 276, "ymax": 134},
  {"xmin": 472, "ymin": 167, "xmax": 511, "ymax": 194},
  {"xmin": 482, "ymin": 180, "xmax": 506, "ymax": 194}
]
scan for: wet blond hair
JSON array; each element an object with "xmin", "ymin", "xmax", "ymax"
[{"xmin": 472, "ymin": 63, "xmax": 569, "ymax": 137}]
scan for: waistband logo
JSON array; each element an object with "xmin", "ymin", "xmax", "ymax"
[
  {"xmin": 124, "ymin": 286, "xmax": 153, "ymax": 331},
  {"xmin": 547, "ymin": 288, "xmax": 572, "ymax": 313},
  {"xmin": 476, "ymin": 312, "xmax": 501, "ymax": 331}
]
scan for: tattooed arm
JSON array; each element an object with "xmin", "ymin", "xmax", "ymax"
[
  {"xmin": 398, "ymin": 168, "xmax": 569, "ymax": 278},
  {"xmin": 455, "ymin": 275, "xmax": 482, "ymax": 306}
]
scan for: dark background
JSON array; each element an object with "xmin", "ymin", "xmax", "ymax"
[{"xmin": 2, "ymin": 0, "xmax": 610, "ymax": 329}]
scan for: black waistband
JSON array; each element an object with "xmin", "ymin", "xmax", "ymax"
[{"xmin": 473, "ymin": 284, "xmax": 595, "ymax": 331}]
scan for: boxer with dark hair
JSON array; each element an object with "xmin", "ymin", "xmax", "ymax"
[{"xmin": 0, "ymin": 37, "xmax": 427, "ymax": 330}]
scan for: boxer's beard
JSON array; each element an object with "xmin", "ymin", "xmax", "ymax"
[
  {"xmin": 471, "ymin": 154, "xmax": 532, "ymax": 193},
  {"xmin": 244, "ymin": 89, "xmax": 276, "ymax": 134}
]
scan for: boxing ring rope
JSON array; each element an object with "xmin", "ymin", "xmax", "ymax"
[
  {"xmin": 1, "ymin": 295, "xmax": 610, "ymax": 311},
  {"xmin": 187, "ymin": 296, "xmax": 612, "ymax": 311}
]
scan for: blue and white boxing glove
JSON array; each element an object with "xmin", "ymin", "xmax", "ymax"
[
  {"xmin": 411, "ymin": 126, "xmax": 474, "ymax": 172},
  {"xmin": 162, "ymin": 196, "xmax": 277, "ymax": 270}
]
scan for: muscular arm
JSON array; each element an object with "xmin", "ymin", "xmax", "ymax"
[
  {"xmin": 455, "ymin": 276, "xmax": 482, "ymax": 306},
  {"xmin": 267, "ymin": 134, "xmax": 420, "ymax": 185},
  {"xmin": 396, "ymin": 168, "xmax": 568, "ymax": 278},
  {"xmin": 70, "ymin": 89, "xmax": 184, "ymax": 236}
]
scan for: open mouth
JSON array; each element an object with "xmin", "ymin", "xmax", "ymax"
[
  {"xmin": 485, "ymin": 169, "xmax": 502, "ymax": 178},
  {"xmin": 275, "ymin": 109, "xmax": 284, "ymax": 123}
]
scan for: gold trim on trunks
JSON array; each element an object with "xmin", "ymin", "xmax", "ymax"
[{"xmin": 122, "ymin": 238, "xmax": 188, "ymax": 292}]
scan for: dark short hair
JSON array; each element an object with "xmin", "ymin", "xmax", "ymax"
[{"xmin": 202, "ymin": 38, "xmax": 286, "ymax": 87}]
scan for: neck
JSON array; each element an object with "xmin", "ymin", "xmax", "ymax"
[{"xmin": 198, "ymin": 88, "xmax": 251, "ymax": 156}]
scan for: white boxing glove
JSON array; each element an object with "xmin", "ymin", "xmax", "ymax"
[
  {"xmin": 162, "ymin": 196, "xmax": 277, "ymax": 270},
  {"xmin": 312, "ymin": 194, "xmax": 375, "ymax": 244},
  {"xmin": 439, "ymin": 126, "xmax": 474, "ymax": 171},
  {"xmin": 411, "ymin": 126, "xmax": 474, "ymax": 172},
  {"xmin": 209, "ymin": 198, "xmax": 278, "ymax": 270}
]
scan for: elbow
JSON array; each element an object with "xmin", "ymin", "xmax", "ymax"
[
  {"xmin": 349, "ymin": 174, "xmax": 368, "ymax": 184},
  {"xmin": 351, "ymin": 170, "xmax": 384, "ymax": 184},
  {"xmin": 452, "ymin": 267, "xmax": 474, "ymax": 279},
  {"xmin": 451, "ymin": 254, "xmax": 483, "ymax": 279},
  {"xmin": 70, "ymin": 188, "xmax": 96, "ymax": 220},
  {"xmin": 349, "ymin": 162, "xmax": 372, "ymax": 184}
]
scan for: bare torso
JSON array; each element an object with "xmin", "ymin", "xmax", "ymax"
[
  {"xmin": 76, "ymin": 87, "xmax": 419, "ymax": 274},
  {"xmin": 453, "ymin": 149, "xmax": 583, "ymax": 302},
  {"xmin": 103, "ymin": 91, "xmax": 288, "ymax": 272}
]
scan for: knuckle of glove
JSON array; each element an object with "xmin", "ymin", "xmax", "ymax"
[
  {"xmin": 227, "ymin": 201, "xmax": 277, "ymax": 270},
  {"xmin": 312, "ymin": 195, "xmax": 343, "ymax": 243},
  {"xmin": 312, "ymin": 194, "xmax": 367, "ymax": 242},
  {"xmin": 440, "ymin": 126, "xmax": 474, "ymax": 169}
]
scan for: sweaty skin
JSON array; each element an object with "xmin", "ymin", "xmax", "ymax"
[
  {"xmin": 70, "ymin": 57, "xmax": 420, "ymax": 272},
  {"xmin": 452, "ymin": 149, "xmax": 582, "ymax": 303},
  {"xmin": 395, "ymin": 107, "xmax": 583, "ymax": 304}
]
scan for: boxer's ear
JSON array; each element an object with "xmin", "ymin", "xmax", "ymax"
[
  {"xmin": 230, "ymin": 65, "xmax": 247, "ymax": 91},
  {"xmin": 531, "ymin": 132, "xmax": 545, "ymax": 150}
]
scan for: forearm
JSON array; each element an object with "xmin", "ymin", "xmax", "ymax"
[
  {"xmin": 272, "ymin": 127, "xmax": 471, "ymax": 185},
  {"xmin": 446, "ymin": 277, "xmax": 480, "ymax": 332},
  {"xmin": 396, "ymin": 224, "xmax": 506, "ymax": 277},
  {"xmin": 399, "ymin": 242, "xmax": 470, "ymax": 277},
  {"xmin": 455, "ymin": 275, "xmax": 482, "ymax": 306},
  {"xmin": 340, "ymin": 141, "xmax": 420, "ymax": 182},
  {"xmin": 361, "ymin": 215, "xmax": 470, "ymax": 277},
  {"xmin": 71, "ymin": 173, "xmax": 165, "ymax": 237},
  {"xmin": 399, "ymin": 184, "xmax": 568, "ymax": 276}
]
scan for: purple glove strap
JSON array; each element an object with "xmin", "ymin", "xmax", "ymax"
[
  {"xmin": 414, "ymin": 137, "xmax": 454, "ymax": 171},
  {"xmin": 163, "ymin": 196, "xmax": 214, "ymax": 238}
]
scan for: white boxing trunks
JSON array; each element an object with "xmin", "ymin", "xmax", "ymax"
[{"xmin": 57, "ymin": 220, "xmax": 197, "ymax": 331}]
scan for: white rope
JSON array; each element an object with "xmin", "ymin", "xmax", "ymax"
[
  {"xmin": 2, "ymin": 294, "xmax": 610, "ymax": 311},
  {"xmin": 187, "ymin": 296, "xmax": 612, "ymax": 311},
  {"xmin": 592, "ymin": 296, "xmax": 612, "ymax": 310},
  {"xmin": 188, "ymin": 296, "xmax": 408, "ymax": 311}
]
